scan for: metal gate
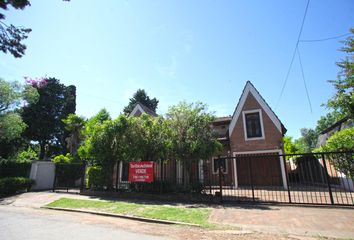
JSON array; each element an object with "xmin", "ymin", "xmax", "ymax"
[
  {"xmin": 203, "ymin": 152, "xmax": 354, "ymax": 206},
  {"xmin": 53, "ymin": 163, "xmax": 86, "ymax": 192}
]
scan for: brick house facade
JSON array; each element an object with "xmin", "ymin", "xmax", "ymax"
[{"xmin": 116, "ymin": 82, "xmax": 288, "ymax": 188}]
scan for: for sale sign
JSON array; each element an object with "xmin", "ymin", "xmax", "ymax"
[{"xmin": 128, "ymin": 161, "xmax": 154, "ymax": 183}]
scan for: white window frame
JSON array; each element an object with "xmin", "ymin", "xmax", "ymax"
[
  {"xmin": 242, "ymin": 109, "xmax": 265, "ymax": 141},
  {"xmin": 212, "ymin": 157, "xmax": 228, "ymax": 174}
]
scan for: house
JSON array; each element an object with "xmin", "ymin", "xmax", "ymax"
[
  {"xmin": 129, "ymin": 102, "xmax": 158, "ymax": 117},
  {"xmin": 204, "ymin": 81, "xmax": 288, "ymax": 188},
  {"xmin": 317, "ymin": 117, "xmax": 353, "ymax": 147},
  {"xmin": 115, "ymin": 81, "xmax": 288, "ymax": 189}
]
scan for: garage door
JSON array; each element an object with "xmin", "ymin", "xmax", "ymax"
[{"xmin": 236, "ymin": 153, "xmax": 282, "ymax": 186}]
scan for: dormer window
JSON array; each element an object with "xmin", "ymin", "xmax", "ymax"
[{"xmin": 242, "ymin": 109, "xmax": 265, "ymax": 140}]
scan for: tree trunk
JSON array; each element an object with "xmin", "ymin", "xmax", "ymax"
[{"xmin": 39, "ymin": 142, "xmax": 45, "ymax": 160}]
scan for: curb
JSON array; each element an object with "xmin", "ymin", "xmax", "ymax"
[{"xmin": 42, "ymin": 206, "xmax": 200, "ymax": 227}]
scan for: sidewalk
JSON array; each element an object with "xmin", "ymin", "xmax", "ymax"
[{"xmin": 210, "ymin": 204, "xmax": 354, "ymax": 239}]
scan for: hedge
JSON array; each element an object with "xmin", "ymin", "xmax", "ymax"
[
  {"xmin": 87, "ymin": 166, "xmax": 106, "ymax": 189},
  {"xmin": 0, "ymin": 160, "xmax": 32, "ymax": 178},
  {"xmin": 0, "ymin": 177, "xmax": 35, "ymax": 195}
]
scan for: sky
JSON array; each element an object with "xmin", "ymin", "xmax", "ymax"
[{"xmin": 1, "ymin": 0, "xmax": 353, "ymax": 138}]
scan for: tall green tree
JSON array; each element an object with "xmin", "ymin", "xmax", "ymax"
[
  {"xmin": 123, "ymin": 89, "xmax": 159, "ymax": 115},
  {"xmin": 0, "ymin": 78, "xmax": 38, "ymax": 147},
  {"xmin": 166, "ymin": 101, "xmax": 222, "ymax": 183},
  {"xmin": 295, "ymin": 128, "xmax": 318, "ymax": 153},
  {"xmin": 78, "ymin": 108, "xmax": 111, "ymax": 162},
  {"xmin": 21, "ymin": 77, "xmax": 76, "ymax": 159},
  {"xmin": 135, "ymin": 114, "xmax": 172, "ymax": 162},
  {"xmin": 326, "ymin": 28, "xmax": 354, "ymax": 119},
  {"xmin": 315, "ymin": 111, "xmax": 342, "ymax": 133},
  {"xmin": 62, "ymin": 114, "xmax": 86, "ymax": 158}
]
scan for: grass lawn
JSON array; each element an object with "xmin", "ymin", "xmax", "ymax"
[{"xmin": 46, "ymin": 198, "xmax": 212, "ymax": 227}]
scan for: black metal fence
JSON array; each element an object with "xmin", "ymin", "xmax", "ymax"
[
  {"xmin": 85, "ymin": 151, "xmax": 353, "ymax": 206},
  {"xmin": 211, "ymin": 152, "xmax": 354, "ymax": 206}
]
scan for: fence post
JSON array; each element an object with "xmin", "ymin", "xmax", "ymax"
[
  {"xmin": 218, "ymin": 155, "xmax": 223, "ymax": 202},
  {"xmin": 160, "ymin": 160, "xmax": 164, "ymax": 194},
  {"xmin": 282, "ymin": 155, "xmax": 292, "ymax": 203},
  {"xmin": 248, "ymin": 156, "xmax": 255, "ymax": 202},
  {"xmin": 321, "ymin": 153, "xmax": 334, "ymax": 205},
  {"xmin": 52, "ymin": 164, "xmax": 57, "ymax": 192},
  {"xmin": 80, "ymin": 161, "xmax": 86, "ymax": 192}
]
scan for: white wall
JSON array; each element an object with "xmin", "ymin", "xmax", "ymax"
[{"xmin": 30, "ymin": 161, "xmax": 55, "ymax": 190}]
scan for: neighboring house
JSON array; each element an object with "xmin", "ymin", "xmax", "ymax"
[
  {"xmin": 129, "ymin": 102, "xmax": 158, "ymax": 117},
  {"xmin": 115, "ymin": 81, "xmax": 288, "ymax": 189},
  {"xmin": 317, "ymin": 117, "xmax": 354, "ymax": 147}
]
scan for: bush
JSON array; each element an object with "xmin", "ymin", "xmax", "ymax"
[
  {"xmin": 318, "ymin": 127, "xmax": 354, "ymax": 178},
  {"xmin": 16, "ymin": 147, "xmax": 38, "ymax": 162},
  {"xmin": 0, "ymin": 177, "xmax": 35, "ymax": 195},
  {"xmin": 53, "ymin": 153, "xmax": 74, "ymax": 164},
  {"xmin": 0, "ymin": 159, "xmax": 32, "ymax": 178},
  {"xmin": 87, "ymin": 166, "xmax": 106, "ymax": 189}
]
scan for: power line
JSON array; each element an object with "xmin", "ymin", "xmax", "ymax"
[
  {"xmin": 276, "ymin": 0, "xmax": 310, "ymax": 109},
  {"xmin": 299, "ymin": 33, "xmax": 351, "ymax": 42},
  {"xmin": 296, "ymin": 46, "xmax": 312, "ymax": 113}
]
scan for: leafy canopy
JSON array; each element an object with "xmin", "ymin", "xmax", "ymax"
[
  {"xmin": 0, "ymin": 0, "xmax": 69, "ymax": 58},
  {"xmin": 21, "ymin": 77, "xmax": 76, "ymax": 159},
  {"xmin": 326, "ymin": 28, "xmax": 354, "ymax": 119},
  {"xmin": 166, "ymin": 101, "xmax": 222, "ymax": 162},
  {"xmin": 0, "ymin": 78, "xmax": 38, "ymax": 143}
]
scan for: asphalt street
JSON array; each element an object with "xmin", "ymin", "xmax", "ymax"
[{"xmin": 0, "ymin": 205, "xmax": 166, "ymax": 240}]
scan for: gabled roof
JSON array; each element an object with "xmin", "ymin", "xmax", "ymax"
[
  {"xmin": 228, "ymin": 81, "xmax": 286, "ymax": 137},
  {"xmin": 320, "ymin": 117, "xmax": 349, "ymax": 134},
  {"xmin": 129, "ymin": 102, "xmax": 158, "ymax": 117}
]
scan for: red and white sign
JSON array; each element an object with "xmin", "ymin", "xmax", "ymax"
[{"xmin": 128, "ymin": 161, "xmax": 154, "ymax": 183}]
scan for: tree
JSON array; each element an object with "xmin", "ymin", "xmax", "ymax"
[
  {"xmin": 295, "ymin": 128, "xmax": 318, "ymax": 153},
  {"xmin": 315, "ymin": 112, "xmax": 342, "ymax": 133},
  {"xmin": 123, "ymin": 89, "xmax": 159, "ymax": 115},
  {"xmin": 0, "ymin": 0, "xmax": 31, "ymax": 58},
  {"xmin": 166, "ymin": 101, "xmax": 222, "ymax": 183},
  {"xmin": 62, "ymin": 114, "xmax": 86, "ymax": 158},
  {"xmin": 326, "ymin": 28, "xmax": 354, "ymax": 119},
  {"xmin": 135, "ymin": 114, "xmax": 171, "ymax": 162},
  {"xmin": 0, "ymin": 0, "xmax": 69, "ymax": 58},
  {"xmin": 283, "ymin": 136, "xmax": 300, "ymax": 156},
  {"xmin": 21, "ymin": 77, "xmax": 76, "ymax": 159},
  {"xmin": 78, "ymin": 108, "xmax": 111, "ymax": 162},
  {"xmin": 0, "ymin": 78, "xmax": 38, "ymax": 144},
  {"xmin": 87, "ymin": 115, "xmax": 141, "ymax": 188}
]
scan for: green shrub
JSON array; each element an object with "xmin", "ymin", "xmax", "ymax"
[
  {"xmin": 53, "ymin": 153, "xmax": 74, "ymax": 164},
  {"xmin": 0, "ymin": 177, "xmax": 35, "ymax": 195},
  {"xmin": 0, "ymin": 159, "xmax": 32, "ymax": 178},
  {"xmin": 16, "ymin": 147, "xmax": 38, "ymax": 162},
  {"xmin": 87, "ymin": 166, "xmax": 106, "ymax": 189},
  {"xmin": 318, "ymin": 127, "xmax": 354, "ymax": 178}
]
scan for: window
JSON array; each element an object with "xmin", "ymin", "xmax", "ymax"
[
  {"xmin": 212, "ymin": 157, "xmax": 227, "ymax": 174},
  {"xmin": 242, "ymin": 109, "xmax": 264, "ymax": 140}
]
